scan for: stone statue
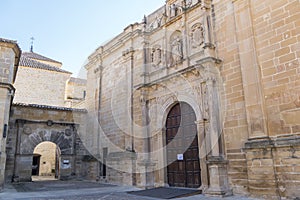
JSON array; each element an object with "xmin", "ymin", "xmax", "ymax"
[
  {"xmin": 170, "ymin": 4, "xmax": 177, "ymax": 17},
  {"xmin": 171, "ymin": 36, "xmax": 183, "ymax": 64}
]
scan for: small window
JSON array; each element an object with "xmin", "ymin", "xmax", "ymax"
[{"xmin": 83, "ymin": 91, "xmax": 86, "ymax": 99}]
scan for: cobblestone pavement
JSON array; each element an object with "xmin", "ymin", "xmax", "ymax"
[{"xmin": 0, "ymin": 180, "xmax": 262, "ymax": 200}]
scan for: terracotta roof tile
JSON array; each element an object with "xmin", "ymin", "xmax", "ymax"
[
  {"xmin": 22, "ymin": 51, "xmax": 62, "ymax": 64},
  {"xmin": 20, "ymin": 56, "xmax": 71, "ymax": 74}
]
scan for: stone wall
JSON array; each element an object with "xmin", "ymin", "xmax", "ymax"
[
  {"xmin": 85, "ymin": 0, "xmax": 299, "ymax": 199},
  {"xmin": 0, "ymin": 38, "xmax": 20, "ymax": 191},
  {"xmin": 213, "ymin": 0, "xmax": 300, "ymax": 198},
  {"xmin": 65, "ymin": 78, "xmax": 86, "ymax": 108},
  {"xmin": 13, "ymin": 66, "xmax": 71, "ymax": 107}
]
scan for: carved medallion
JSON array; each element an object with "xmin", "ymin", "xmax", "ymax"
[
  {"xmin": 23, "ymin": 126, "xmax": 32, "ymax": 135},
  {"xmin": 65, "ymin": 129, "xmax": 72, "ymax": 137}
]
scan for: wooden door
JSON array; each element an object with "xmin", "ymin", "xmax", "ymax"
[{"xmin": 166, "ymin": 102, "xmax": 201, "ymax": 188}]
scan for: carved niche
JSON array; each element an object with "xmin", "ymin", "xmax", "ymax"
[
  {"xmin": 191, "ymin": 23, "xmax": 205, "ymax": 49},
  {"xmin": 169, "ymin": 31, "xmax": 183, "ymax": 66}
]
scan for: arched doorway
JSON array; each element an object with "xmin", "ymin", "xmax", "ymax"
[
  {"xmin": 165, "ymin": 102, "xmax": 201, "ymax": 188},
  {"xmin": 32, "ymin": 141, "xmax": 60, "ymax": 181}
]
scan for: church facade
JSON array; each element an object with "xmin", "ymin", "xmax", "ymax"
[{"xmin": 85, "ymin": 0, "xmax": 300, "ymax": 199}]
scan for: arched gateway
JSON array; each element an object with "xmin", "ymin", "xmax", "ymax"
[
  {"xmin": 5, "ymin": 105, "xmax": 97, "ymax": 184},
  {"xmin": 165, "ymin": 102, "xmax": 201, "ymax": 188}
]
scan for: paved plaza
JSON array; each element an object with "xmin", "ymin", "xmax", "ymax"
[{"xmin": 0, "ymin": 179, "xmax": 261, "ymax": 200}]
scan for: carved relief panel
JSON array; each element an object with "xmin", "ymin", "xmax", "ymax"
[
  {"xmin": 191, "ymin": 23, "xmax": 205, "ymax": 49},
  {"xmin": 151, "ymin": 45, "xmax": 162, "ymax": 67}
]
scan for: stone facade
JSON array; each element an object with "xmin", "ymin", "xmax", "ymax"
[
  {"xmin": 0, "ymin": 38, "xmax": 21, "ymax": 191},
  {"xmin": 85, "ymin": 0, "xmax": 300, "ymax": 199}
]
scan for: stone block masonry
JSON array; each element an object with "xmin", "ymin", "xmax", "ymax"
[{"xmin": 0, "ymin": 38, "xmax": 21, "ymax": 192}]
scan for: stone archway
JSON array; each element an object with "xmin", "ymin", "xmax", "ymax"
[
  {"xmin": 32, "ymin": 141, "xmax": 60, "ymax": 180},
  {"xmin": 11, "ymin": 119, "xmax": 77, "ymax": 182}
]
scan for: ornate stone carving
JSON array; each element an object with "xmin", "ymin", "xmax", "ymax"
[
  {"xmin": 191, "ymin": 23, "xmax": 205, "ymax": 48},
  {"xmin": 151, "ymin": 46, "xmax": 162, "ymax": 66},
  {"xmin": 170, "ymin": 3, "xmax": 178, "ymax": 17},
  {"xmin": 149, "ymin": 15, "xmax": 163, "ymax": 31},
  {"xmin": 201, "ymin": 82, "xmax": 209, "ymax": 120},
  {"xmin": 185, "ymin": 0, "xmax": 193, "ymax": 8},
  {"xmin": 65, "ymin": 129, "xmax": 72, "ymax": 137},
  {"xmin": 23, "ymin": 126, "xmax": 32, "ymax": 135},
  {"xmin": 156, "ymin": 94, "xmax": 177, "ymax": 108}
]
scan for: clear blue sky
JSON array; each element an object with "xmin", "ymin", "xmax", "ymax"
[{"xmin": 1, "ymin": 0, "xmax": 164, "ymax": 77}]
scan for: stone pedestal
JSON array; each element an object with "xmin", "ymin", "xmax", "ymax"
[
  {"xmin": 137, "ymin": 159, "xmax": 156, "ymax": 189},
  {"xmin": 106, "ymin": 151, "xmax": 137, "ymax": 186},
  {"xmin": 205, "ymin": 156, "xmax": 232, "ymax": 197},
  {"xmin": 0, "ymin": 151, "xmax": 6, "ymax": 192}
]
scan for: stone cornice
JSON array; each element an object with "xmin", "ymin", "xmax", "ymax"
[
  {"xmin": 136, "ymin": 56, "xmax": 222, "ymax": 89},
  {"xmin": 13, "ymin": 103, "xmax": 87, "ymax": 113},
  {"xmin": 244, "ymin": 135, "xmax": 300, "ymax": 149},
  {"xmin": 15, "ymin": 118, "xmax": 80, "ymax": 126}
]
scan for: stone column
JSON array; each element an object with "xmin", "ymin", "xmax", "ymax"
[
  {"xmin": 195, "ymin": 120, "xmax": 209, "ymax": 191},
  {"xmin": 233, "ymin": 0, "xmax": 268, "ymax": 139},
  {"xmin": 138, "ymin": 88, "xmax": 155, "ymax": 189},
  {"xmin": 197, "ymin": 60, "xmax": 232, "ymax": 197}
]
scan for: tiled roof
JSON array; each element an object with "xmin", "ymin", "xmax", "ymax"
[
  {"xmin": 13, "ymin": 103, "xmax": 87, "ymax": 113},
  {"xmin": 22, "ymin": 51, "xmax": 62, "ymax": 64},
  {"xmin": 68, "ymin": 77, "xmax": 87, "ymax": 85},
  {"xmin": 20, "ymin": 56, "xmax": 71, "ymax": 74}
]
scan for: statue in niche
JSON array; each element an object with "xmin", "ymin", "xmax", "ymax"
[
  {"xmin": 170, "ymin": 4, "xmax": 177, "ymax": 17},
  {"xmin": 191, "ymin": 23, "xmax": 204, "ymax": 48},
  {"xmin": 154, "ymin": 15, "xmax": 162, "ymax": 28},
  {"xmin": 151, "ymin": 46, "xmax": 162, "ymax": 66},
  {"xmin": 201, "ymin": 82, "xmax": 209, "ymax": 120},
  {"xmin": 185, "ymin": 0, "xmax": 193, "ymax": 8},
  {"xmin": 171, "ymin": 35, "xmax": 183, "ymax": 64},
  {"xmin": 149, "ymin": 15, "xmax": 162, "ymax": 31}
]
